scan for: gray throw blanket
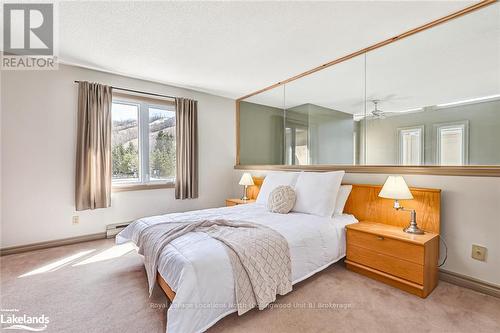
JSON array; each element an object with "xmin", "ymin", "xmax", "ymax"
[{"xmin": 136, "ymin": 219, "xmax": 292, "ymax": 315}]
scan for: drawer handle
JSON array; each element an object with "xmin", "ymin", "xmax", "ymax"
[{"xmin": 376, "ymin": 236, "xmax": 385, "ymax": 240}]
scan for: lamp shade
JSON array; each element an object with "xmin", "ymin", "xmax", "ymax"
[
  {"xmin": 239, "ymin": 173, "xmax": 254, "ymax": 186},
  {"xmin": 379, "ymin": 176, "xmax": 413, "ymax": 200}
]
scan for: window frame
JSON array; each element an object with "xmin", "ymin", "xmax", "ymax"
[
  {"xmin": 284, "ymin": 124, "xmax": 309, "ymax": 165},
  {"xmin": 111, "ymin": 93, "xmax": 176, "ymax": 191},
  {"xmin": 434, "ymin": 120, "xmax": 469, "ymax": 166},
  {"xmin": 397, "ymin": 125, "xmax": 425, "ymax": 166}
]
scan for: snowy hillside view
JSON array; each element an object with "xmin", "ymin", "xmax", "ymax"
[{"xmin": 111, "ymin": 102, "xmax": 176, "ymax": 182}]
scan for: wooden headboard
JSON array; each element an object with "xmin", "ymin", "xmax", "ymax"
[
  {"xmin": 247, "ymin": 176, "xmax": 265, "ymax": 200},
  {"xmin": 344, "ymin": 184, "xmax": 441, "ymax": 234},
  {"xmin": 247, "ymin": 177, "xmax": 441, "ymax": 234}
]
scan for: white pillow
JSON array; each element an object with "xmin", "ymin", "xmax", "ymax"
[
  {"xmin": 292, "ymin": 171, "xmax": 345, "ymax": 217},
  {"xmin": 334, "ymin": 185, "xmax": 353, "ymax": 216},
  {"xmin": 256, "ymin": 172, "xmax": 300, "ymax": 205}
]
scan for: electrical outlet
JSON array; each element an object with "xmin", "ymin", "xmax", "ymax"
[
  {"xmin": 471, "ymin": 244, "xmax": 487, "ymax": 261},
  {"xmin": 72, "ymin": 216, "xmax": 80, "ymax": 225}
]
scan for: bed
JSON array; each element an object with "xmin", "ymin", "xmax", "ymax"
[
  {"xmin": 116, "ymin": 171, "xmax": 440, "ymax": 333},
  {"xmin": 117, "ymin": 203, "xmax": 357, "ymax": 332},
  {"xmin": 116, "ymin": 173, "xmax": 362, "ymax": 332},
  {"xmin": 116, "ymin": 172, "xmax": 442, "ymax": 333}
]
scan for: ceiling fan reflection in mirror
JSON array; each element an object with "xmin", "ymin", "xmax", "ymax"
[
  {"xmin": 354, "ymin": 100, "xmax": 423, "ymax": 121},
  {"xmin": 370, "ymin": 100, "xmax": 386, "ymax": 119}
]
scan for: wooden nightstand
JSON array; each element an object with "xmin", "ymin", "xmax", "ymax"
[
  {"xmin": 225, "ymin": 198, "xmax": 256, "ymax": 207},
  {"xmin": 345, "ymin": 221, "xmax": 439, "ymax": 298}
]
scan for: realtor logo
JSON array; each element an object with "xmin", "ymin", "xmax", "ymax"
[
  {"xmin": 1, "ymin": 308, "xmax": 50, "ymax": 332},
  {"xmin": 2, "ymin": 3, "xmax": 57, "ymax": 70},
  {"xmin": 3, "ymin": 3, "xmax": 53, "ymax": 55}
]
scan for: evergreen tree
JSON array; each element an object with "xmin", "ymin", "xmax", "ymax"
[
  {"xmin": 112, "ymin": 143, "xmax": 125, "ymax": 176},
  {"xmin": 112, "ymin": 141, "xmax": 138, "ymax": 178},
  {"xmin": 151, "ymin": 130, "xmax": 176, "ymax": 178}
]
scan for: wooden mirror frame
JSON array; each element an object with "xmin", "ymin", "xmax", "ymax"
[{"xmin": 235, "ymin": 0, "xmax": 500, "ymax": 177}]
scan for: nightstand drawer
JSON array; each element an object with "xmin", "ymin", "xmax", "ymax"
[
  {"xmin": 347, "ymin": 244, "xmax": 424, "ymax": 284},
  {"xmin": 347, "ymin": 229, "xmax": 424, "ymax": 265}
]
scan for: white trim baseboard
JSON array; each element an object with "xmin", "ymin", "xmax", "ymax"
[
  {"xmin": 439, "ymin": 269, "xmax": 500, "ymax": 298},
  {"xmin": 0, "ymin": 233, "xmax": 107, "ymax": 256}
]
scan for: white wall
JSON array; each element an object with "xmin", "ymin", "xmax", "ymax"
[
  {"xmin": 232, "ymin": 170, "xmax": 500, "ymax": 286},
  {"xmin": 2, "ymin": 63, "xmax": 499, "ymax": 287},
  {"xmin": 1, "ymin": 64, "xmax": 235, "ymax": 248}
]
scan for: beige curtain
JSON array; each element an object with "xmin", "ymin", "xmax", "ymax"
[
  {"xmin": 75, "ymin": 81, "xmax": 113, "ymax": 210},
  {"xmin": 175, "ymin": 98, "xmax": 198, "ymax": 199}
]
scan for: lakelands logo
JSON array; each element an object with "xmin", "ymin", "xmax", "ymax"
[
  {"xmin": 2, "ymin": 2, "xmax": 58, "ymax": 70},
  {"xmin": 1, "ymin": 309, "xmax": 50, "ymax": 331}
]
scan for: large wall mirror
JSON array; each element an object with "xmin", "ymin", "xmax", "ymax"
[
  {"xmin": 237, "ymin": 2, "xmax": 500, "ymax": 175},
  {"xmin": 364, "ymin": 3, "xmax": 499, "ymax": 167}
]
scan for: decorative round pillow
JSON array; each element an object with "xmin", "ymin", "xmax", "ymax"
[{"xmin": 268, "ymin": 185, "xmax": 296, "ymax": 214}]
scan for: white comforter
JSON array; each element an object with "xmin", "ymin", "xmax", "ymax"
[{"xmin": 116, "ymin": 203, "xmax": 357, "ymax": 333}]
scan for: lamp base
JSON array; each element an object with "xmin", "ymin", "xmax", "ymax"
[
  {"xmin": 403, "ymin": 224, "xmax": 425, "ymax": 235},
  {"xmin": 241, "ymin": 185, "xmax": 249, "ymax": 201}
]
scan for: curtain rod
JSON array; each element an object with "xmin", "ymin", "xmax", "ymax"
[{"xmin": 73, "ymin": 81, "xmax": 177, "ymax": 100}]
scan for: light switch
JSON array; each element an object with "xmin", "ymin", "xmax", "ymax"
[{"xmin": 471, "ymin": 244, "xmax": 487, "ymax": 261}]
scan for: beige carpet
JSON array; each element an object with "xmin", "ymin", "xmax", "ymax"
[{"xmin": 1, "ymin": 239, "xmax": 499, "ymax": 333}]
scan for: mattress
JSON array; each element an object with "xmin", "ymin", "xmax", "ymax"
[{"xmin": 116, "ymin": 203, "xmax": 358, "ymax": 333}]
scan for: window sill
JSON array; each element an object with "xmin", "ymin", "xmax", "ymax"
[{"xmin": 112, "ymin": 182, "xmax": 175, "ymax": 192}]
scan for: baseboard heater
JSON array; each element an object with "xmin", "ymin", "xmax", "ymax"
[{"xmin": 106, "ymin": 222, "xmax": 132, "ymax": 238}]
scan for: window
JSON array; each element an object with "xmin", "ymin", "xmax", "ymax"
[
  {"xmin": 111, "ymin": 95, "xmax": 176, "ymax": 186},
  {"xmin": 111, "ymin": 102, "xmax": 140, "ymax": 182},
  {"xmin": 398, "ymin": 126, "xmax": 423, "ymax": 165},
  {"xmin": 285, "ymin": 126, "xmax": 309, "ymax": 165},
  {"xmin": 149, "ymin": 107, "xmax": 176, "ymax": 181},
  {"xmin": 436, "ymin": 121, "xmax": 469, "ymax": 165}
]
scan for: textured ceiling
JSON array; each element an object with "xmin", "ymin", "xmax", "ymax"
[{"xmin": 56, "ymin": 1, "xmax": 481, "ymax": 99}]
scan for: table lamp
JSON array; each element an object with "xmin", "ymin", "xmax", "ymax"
[
  {"xmin": 239, "ymin": 173, "xmax": 254, "ymax": 200},
  {"xmin": 379, "ymin": 175, "xmax": 424, "ymax": 234}
]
